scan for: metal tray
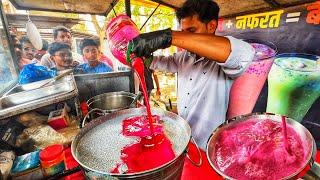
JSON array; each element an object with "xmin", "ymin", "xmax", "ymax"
[{"xmin": 0, "ymin": 75, "xmax": 78, "ymax": 119}]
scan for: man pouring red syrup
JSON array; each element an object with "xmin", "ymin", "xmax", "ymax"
[
  {"xmin": 128, "ymin": 0, "xmax": 254, "ymax": 150},
  {"xmin": 107, "ymin": 0, "xmax": 255, "ymax": 174}
]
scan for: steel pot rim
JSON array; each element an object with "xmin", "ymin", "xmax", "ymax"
[
  {"xmin": 86, "ymin": 91, "xmax": 136, "ymax": 104},
  {"xmin": 206, "ymin": 112, "xmax": 315, "ymax": 180},
  {"xmin": 71, "ymin": 107, "xmax": 192, "ymax": 177},
  {"xmin": 86, "ymin": 91, "xmax": 137, "ymax": 112}
]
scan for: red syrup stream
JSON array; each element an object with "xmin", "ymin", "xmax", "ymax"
[
  {"xmin": 132, "ymin": 57, "xmax": 154, "ymax": 135},
  {"xmin": 111, "ymin": 58, "xmax": 175, "ymax": 173}
]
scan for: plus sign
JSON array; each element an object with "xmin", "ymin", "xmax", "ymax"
[{"xmin": 226, "ymin": 20, "xmax": 233, "ymax": 28}]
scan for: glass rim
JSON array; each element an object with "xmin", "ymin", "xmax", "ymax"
[
  {"xmin": 243, "ymin": 39, "xmax": 278, "ymax": 61},
  {"xmin": 274, "ymin": 53, "xmax": 320, "ymax": 72}
]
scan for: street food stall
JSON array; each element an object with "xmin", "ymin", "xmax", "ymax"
[{"xmin": 0, "ymin": 0, "xmax": 320, "ymax": 179}]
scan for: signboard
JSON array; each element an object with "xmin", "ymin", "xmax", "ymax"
[
  {"xmin": 217, "ymin": 1, "xmax": 320, "ymax": 144},
  {"xmin": 217, "ymin": 1, "xmax": 320, "ymax": 55}
]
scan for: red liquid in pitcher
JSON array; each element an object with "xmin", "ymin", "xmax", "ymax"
[
  {"xmin": 111, "ymin": 58, "xmax": 175, "ymax": 173},
  {"xmin": 213, "ymin": 119, "xmax": 306, "ymax": 180}
]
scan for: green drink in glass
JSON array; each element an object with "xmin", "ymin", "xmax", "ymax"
[{"xmin": 267, "ymin": 53, "xmax": 320, "ymax": 122}]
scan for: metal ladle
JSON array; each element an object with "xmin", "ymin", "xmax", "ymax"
[{"xmin": 39, "ymin": 69, "xmax": 73, "ymax": 88}]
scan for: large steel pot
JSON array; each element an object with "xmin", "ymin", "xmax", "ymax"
[
  {"xmin": 72, "ymin": 107, "xmax": 202, "ymax": 179},
  {"xmin": 206, "ymin": 113, "xmax": 320, "ymax": 179},
  {"xmin": 82, "ymin": 91, "xmax": 141, "ymax": 127},
  {"xmin": 87, "ymin": 91, "xmax": 140, "ymax": 113}
]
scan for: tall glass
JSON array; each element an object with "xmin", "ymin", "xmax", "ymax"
[
  {"xmin": 267, "ymin": 53, "xmax": 320, "ymax": 122},
  {"xmin": 227, "ymin": 40, "xmax": 277, "ymax": 119}
]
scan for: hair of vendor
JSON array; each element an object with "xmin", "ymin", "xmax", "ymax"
[
  {"xmin": 48, "ymin": 42, "xmax": 71, "ymax": 55},
  {"xmin": 53, "ymin": 26, "xmax": 71, "ymax": 39},
  {"xmin": 176, "ymin": 0, "xmax": 220, "ymax": 23},
  {"xmin": 79, "ymin": 38, "xmax": 99, "ymax": 55}
]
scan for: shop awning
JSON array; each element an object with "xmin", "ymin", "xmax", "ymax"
[
  {"xmin": 8, "ymin": 0, "xmax": 317, "ymax": 17},
  {"xmin": 151, "ymin": 0, "xmax": 316, "ymax": 17},
  {"xmin": 9, "ymin": 0, "xmax": 119, "ymax": 15},
  {"xmin": 6, "ymin": 14, "xmax": 97, "ymax": 39},
  {"xmin": 6, "ymin": 14, "xmax": 80, "ymax": 29}
]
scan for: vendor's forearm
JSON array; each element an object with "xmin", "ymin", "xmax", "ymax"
[
  {"xmin": 153, "ymin": 73, "xmax": 160, "ymax": 90},
  {"xmin": 171, "ymin": 31, "xmax": 231, "ymax": 63}
]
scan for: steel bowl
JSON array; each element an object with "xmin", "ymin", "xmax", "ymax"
[
  {"xmin": 206, "ymin": 113, "xmax": 320, "ymax": 179},
  {"xmin": 72, "ymin": 107, "xmax": 202, "ymax": 179}
]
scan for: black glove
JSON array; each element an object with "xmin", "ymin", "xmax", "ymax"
[{"xmin": 130, "ymin": 28, "xmax": 172, "ymax": 58}]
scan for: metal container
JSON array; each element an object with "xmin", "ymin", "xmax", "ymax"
[
  {"xmin": 82, "ymin": 91, "xmax": 141, "ymax": 127},
  {"xmin": 0, "ymin": 75, "xmax": 78, "ymax": 119},
  {"xmin": 74, "ymin": 71, "xmax": 135, "ymax": 103},
  {"xmin": 87, "ymin": 91, "xmax": 138, "ymax": 113},
  {"xmin": 206, "ymin": 113, "xmax": 320, "ymax": 179},
  {"xmin": 72, "ymin": 107, "xmax": 202, "ymax": 179}
]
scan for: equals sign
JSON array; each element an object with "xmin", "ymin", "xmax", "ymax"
[{"xmin": 286, "ymin": 12, "xmax": 301, "ymax": 23}]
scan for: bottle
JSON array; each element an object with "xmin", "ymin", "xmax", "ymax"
[{"xmin": 106, "ymin": 14, "xmax": 140, "ymax": 66}]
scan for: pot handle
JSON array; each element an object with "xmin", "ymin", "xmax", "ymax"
[
  {"xmin": 304, "ymin": 161, "xmax": 320, "ymax": 180},
  {"xmin": 81, "ymin": 108, "xmax": 106, "ymax": 128},
  {"xmin": 186, "ymin": 137, "xmax": 203, "ymax": 167}
]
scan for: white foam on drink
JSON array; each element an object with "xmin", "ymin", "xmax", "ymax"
[{"xmin": 277, "ymin": 57, "xmax": 317, "ymax": 71}]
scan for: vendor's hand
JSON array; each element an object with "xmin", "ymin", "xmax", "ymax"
[
  {"xmin": 130, "ymin": 28, "xmax": 172, "ymax": 58},
  {"xmin": 156, "ymin": 89, "xmax": 161, "ymax": 97},
  {"xmin": 155, "ymin": 89, "xmax": 161, "ymax": 100}
]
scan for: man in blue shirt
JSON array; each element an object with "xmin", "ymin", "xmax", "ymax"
[{"xmin": 77, "ymin": 39, "xmax": 112, "ymax": 74}]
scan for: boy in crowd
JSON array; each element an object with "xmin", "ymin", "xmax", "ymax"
[
  {"xmin": 77, "ymin": 38, "xmax": 112, "ymax": 74},
  {"xmin": 10, "ymin": 34, "xmax": 22, "ymax": 67},
  {"xmin": 18, "ymin": 36, "xmax": 38, "ymax": 69},
  {"xmin": 41, "ymin": 26, "xmax": 82, "ymax": 69},
  {"xmin": 48, "ymin": 42, "xmax": 75, "ymax": 71}
]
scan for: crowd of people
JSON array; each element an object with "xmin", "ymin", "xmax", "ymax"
[
  {"xmin": 11, "ymin": 26, "xmax": 114, "ymax": 83},
  {"xmin": 11, "ymin": 25, "xmax": 161, "ymax": 95}
]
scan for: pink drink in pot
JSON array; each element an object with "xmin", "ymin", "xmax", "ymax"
[
  {"xmin": 227, "ymin": 40, "xmax": 277, "ymax": 119},
  {"xmin": 213, "ymin": 118, "xmax": 306, "ymax": 180}
]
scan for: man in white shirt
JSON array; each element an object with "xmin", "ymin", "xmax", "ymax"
[
  {"xmin": 130, "ymin": 0, "xmax": 255, "ymax": 149},
  {"xmin": 40, "ymin": 26, "xmax": 82, "ymax": 69}
]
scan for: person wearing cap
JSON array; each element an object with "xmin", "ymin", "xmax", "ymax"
[{"xmin": 129, "ymin": 0, "xmax": 255, "ymax": 149}]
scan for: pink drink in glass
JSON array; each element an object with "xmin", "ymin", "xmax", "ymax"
[{"xmin": 227, "ymin": 40, "xmax": 277, "ymax": 119}]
